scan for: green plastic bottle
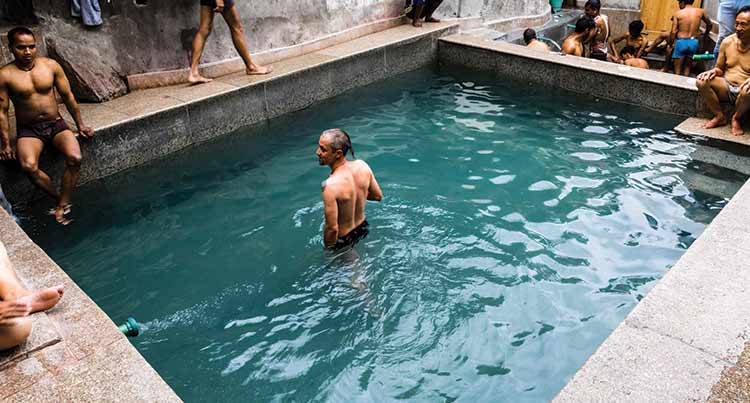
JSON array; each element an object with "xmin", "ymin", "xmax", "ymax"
[{"xmin": 692, "ymin": 53, "xmax": 716, "ymax": 61}]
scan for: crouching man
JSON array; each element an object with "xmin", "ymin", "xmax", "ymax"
[{"xmin": 697, "ymin": 6, "xmax": 750, "ymax": 135}]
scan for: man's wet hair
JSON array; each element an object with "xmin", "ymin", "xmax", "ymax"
[
  {"xmin": 738, "ymin": 5, "xmax": 750, "ymax": 17},
  {"xmin": 584, "ymin": 0, "xmax": 601, "ymax": 10},
  {"xmin": 322, "ymin": 128, "xmax": 355, "ymax": 159},
  {"xmin": 523, "ymin": 28, "xmax": 537, "ymax": 44},
  {"xmin": 629, "ymin": 20, "xmax": 644, "ymax": 37},
  {"xmin": 621, "ymin": 46, "xmax": 637, "ymax": 56},
  {"xmin": 680, "ymin": 0, "xmax": 694, "ymax": 4},
  {"xmin": 576, "ymin": 16, "xmax": 596, "ymax": 33},
  {"xmin": 7, "ymin": 26, "xmax": 35, "ymax": 48}
]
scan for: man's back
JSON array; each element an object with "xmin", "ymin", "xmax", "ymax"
[
  {"xmin": 562, "ymin": 36, "xmax": 583, "ymax": 56},
  {"xmin": 624, "ymin": 58, "xmax": 649, "ymax": 69},
  {"xmin": 527, "ymin": 40, "xmax": 551, "ymax": 51},
  {"xmin": 675, "ymin": 6, "xmax": 706, "ymax": 38},
  {"xmin": 328, "ymin": 160, "xmax": 375, "ymax": 236}
]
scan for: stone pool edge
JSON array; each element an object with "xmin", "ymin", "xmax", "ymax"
[{"xmin": 0, "ymin": 208, "xmax": 180, "ymax": 402}]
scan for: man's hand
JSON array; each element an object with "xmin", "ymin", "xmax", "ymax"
[
  {"xmin": 214, "ymin": 0, "xmax": 224, "ymax": 13},
  {"xmin": 77, "ymin": 125, "xmax": 95, "ymax": 139},
  {"xmin": 0, "ymin": 144, "xmax": 14, "ymax": 161},
  {"xmin": 0, "ymin": 300, "xmax": 30, "ymax": 327},
  {"xmin": 697, "ymin": 69, "xmax": 716, "ymax": 82}
]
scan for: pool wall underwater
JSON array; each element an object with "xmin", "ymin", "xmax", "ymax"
[{"xmin": 1, "ymin": 23, "xmax": 749, "ymax": 401}]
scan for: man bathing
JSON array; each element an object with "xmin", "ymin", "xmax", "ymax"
[
  {"xmin": 671, "ymin": 0, "xmax": 713, "ymax": 76},
  {"xmin": 0, "ymin": 27, "xmax": 94, "ymax": 225},
  {"xmin": 1, "ymin": 241, "xmax": 63, "ymax": 350},
  {"xmin": 620, "ymin": 46, "xmax": 650, "ymax": 69},
  {"xmin": 610, "ymin": 20, "xmax": 648, "ymax": 62},
  {"xmin": 317, "ymin": 129, "xmax": 382, "ymax": 250},
  {"xmin": 188, "ymin": 0, "xmax": 272, "ymax": 84},
  {"xmin": 524, "ymin": 29, "xmax": 551, "ymax": 52},
  {"xmin": 696, "ymin": 6, "xmax": 750, "ymax": 136},
  {"xmin": 563, "ymin": 16, "xmax": 597, "ymax": 57},
  {"xmin": 585, "ymin": 0, "xmax": 610, "ymax": 61}
]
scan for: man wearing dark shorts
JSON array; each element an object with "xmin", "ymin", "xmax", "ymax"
[
  {"xmin": 0, "ymin": 27, "xmax": 94, "ymax": 225},
  {"xmin": 188, "ymin": 0, "xmax": 271, "ymax": 84},
  {"xmin": 316, "ymin": 129, "xmax": 383, "ymax": 251}
]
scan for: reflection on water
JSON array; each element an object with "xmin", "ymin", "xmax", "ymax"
[{"xmin": 23, "ymin": 67, "xmax": 748, "ymax": 402}]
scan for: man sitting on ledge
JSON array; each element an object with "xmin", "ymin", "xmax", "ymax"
[
  {"xmin": 0, "ymin": 241, "xmax": 63, "ymax": 350},
  {"xmin": 696, "ymin": 6, "xmax": 750, "ymax": 136},
  {"xmin": 405, "ymin": 0, "xmax": 443, "ymax": 27}
]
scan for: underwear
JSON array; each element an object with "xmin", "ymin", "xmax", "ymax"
[
  {"xmin": 723, "ymin": 77, "xmax": 741, "ymax": 104},
  {"xmin": 333, "ymin": 220, "xmax": 369, "ymax": 251},
  {"xmin": 200, "ymin": 0, "xmax": 235, "ymax": 9},
  {"xmin": 16, "ymin": 118, "xmax": 70, "ymax": 144},
  {"xmin": 672, "ymin": 37, "xmax": 700, "ymax": 59}
]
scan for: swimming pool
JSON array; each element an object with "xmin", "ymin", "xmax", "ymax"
[{"xmin": 23, "ymin": 67, "xmax": 747, "ymax": 401}]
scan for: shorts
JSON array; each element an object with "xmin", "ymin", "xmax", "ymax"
[
  {"xmin": 333, "ymin": 220, "xmax": 369, "ymax": 251},
  {"xmin": 672, "ymin": 37, "xmax": 699, "ymax": 59},
  {"xmin": 16, "ymin": 118, "xmax": 70, "ymax": 144},
  {"xmin": 724, "ymin": 77, "xmax": 741, "ymax": 104},
  {"xmin": 200, "ymin": 0, "xmax": 235, "ymax": 9}
]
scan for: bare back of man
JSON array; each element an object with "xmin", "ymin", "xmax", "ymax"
[
  {"xmin": 527, "ymin": 40, "xmax": 551, "ymax": 52},
  {"xmin": 672, "ymin": 3, "xmax": 712, "ymax": 76},
  {"xmin": 0, "ymin": 28, "xmax": 94, "ymax": 225},
  {"xmin": 562, "ymin": 36, "xmax": 585, "ymax": 56},
  {"xmin": 324, "ymin": 160, "xmax": 376, "ymax": 236},
  {"xmin": 624, "ymin": 58, "xmax": 650, "ymax": 69}
]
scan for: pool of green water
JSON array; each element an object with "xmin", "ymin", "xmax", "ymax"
[{"xmin": 23, "ymin": 67, "xmax": 747, "ymax": 401}]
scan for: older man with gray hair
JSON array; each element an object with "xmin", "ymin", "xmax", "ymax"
[{"xmin": 316, "ymin": 129, "xmax": 382, "ymax": 250}]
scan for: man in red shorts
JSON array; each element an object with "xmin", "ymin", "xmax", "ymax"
[
  {"xmin": 0, "ymin": 27, "xmax": 94, "ymax": 225},
  {"xmin": 188, "ymin": 0, "xmax": 272, "ymax": 84}
]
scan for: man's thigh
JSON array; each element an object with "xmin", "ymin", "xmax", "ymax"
[
  {"xmin": 710, "ymin": 77, "xmax": 733, "ymax": 102},
  {"xmin": 16, "ymin": 137, "xmax": 45, "ymax": 164},
  {"xmin": 51, "ymin": 130, "xmax": 81, "ymax": 159}
]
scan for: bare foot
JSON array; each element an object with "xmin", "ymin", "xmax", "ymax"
[
  {"xmin": 425, "ymin": 17, "xmax": 440, "ymax": 22},
  {"xmin": 704, "ymin": 114, "xmax": 728, "ymax": 129},
  {"xmin": 18, "ymin": 285, "xmax": 64, "ymax": 314},
  {"xmin": 731, "ymin": 117, "xmax": 744, "ymax": 136},
  {"xmin": 54, "ymin": 206, "xmax": 73, "ymax": 226},
  {"xmin": 246, "ymin": 65, "xmax": 273, "ymax": 75},
  {"xmin": 47, "ymin": 204, "xmax": 71, "ymax": 216},
  {"xmin": 188, "ymin": 72, "xmax": 212, "ymax": 85},
  {"xmin": 412, "ymin": 19, "xmax": 423, "ymax": 27}
]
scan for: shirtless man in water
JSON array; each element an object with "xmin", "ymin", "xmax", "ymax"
[
  {"xmin": 563, "ymin": 16, "xmax": 597, "ymax": 57},
  {"xmin": 524, "ymin": 29, "xmax": 551, "ymax": 52},
  {"xmin": 317, "ymin": 129, "xmax": 382, "ymax": 250},
  {"xmin": 696, "ymin": 6, "xmax": 750, "ymax": 135},
  {"xmin": 0, "ymin": 241, "xmax": 64, "ymax": 350},
  {"xmin": 188, "ymin": 0, "xmax": 272, "ymax": 84},
  {"xmin": 671, "ymin": 0, "xmax": 713, "ymax": 76},
  {"xmin": 0, "ymin": 27, "xmax": 94, "ymax": 225}
]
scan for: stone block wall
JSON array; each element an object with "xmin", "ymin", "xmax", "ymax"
[{"xmin": 0, "ymin": 0, "xmax": 547, "ymax": 102}]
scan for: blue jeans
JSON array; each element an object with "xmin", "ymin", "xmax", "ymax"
[{"xmin": 715, "ymin": 0, "xmax": 750, "ymax": 55}]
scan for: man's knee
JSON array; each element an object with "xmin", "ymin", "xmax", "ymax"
[
  {"xmin": 229, "ymin": 23, "xmax": 244, "ymax": 35},
  {"xmin": 19, "ymin": 158, "xmax": 39, "ymax": 175},
  {"xmin": 65, "ymin": 152, "xmax": 82, "ymax": 168},
  {"xmin": 0, "ymin": 317, "xmax": 32, "ymax": 350},
  {"xmin": 198, "ymin": 23, "xmax": 213, "ymax": 37}
]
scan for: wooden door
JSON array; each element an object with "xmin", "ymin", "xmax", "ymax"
[{"xmin": 641, "ymin": 0, "xmax": 703, "ymax": 33}]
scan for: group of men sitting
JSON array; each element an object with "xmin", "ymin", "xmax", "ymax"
[{"xmin": 524, "ymin": 0, "xmax": 750, "ymax": 135}]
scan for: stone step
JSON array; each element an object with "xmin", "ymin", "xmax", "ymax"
[{"xmin": 675, "ymin": 117, "xmax": 750, "ymax": 147}]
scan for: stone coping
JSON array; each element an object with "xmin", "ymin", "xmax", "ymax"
[
  {"xmin": 0, "ymin": 22, "xmax": 459, "ymax": 205},
  {"xmin": 0, "ymin": 208, "xmax": 180, "ymax": 402},
  {"xmin": 676, "ymin": 117, "xmax": 750, "ymax": 147},
  {"xmin": 555, "ymin": 177, "xmax": 750, "ymax": 401},
  {"xmin": 437, "ymin": 34, "xmax": 701, "ymax": 117}
]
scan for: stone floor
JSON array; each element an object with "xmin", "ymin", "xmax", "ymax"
[{"xmin": 675, "ymin": 117, "xmax": 750, "ymax": 146}]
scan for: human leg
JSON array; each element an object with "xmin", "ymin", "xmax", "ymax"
[
  {"xmin": 51, "ymin": 130, "xmax": 81, "ymax": 225},
  {"xmin": 16, "ymin": 138, "xmax": 57, "ymax": 200},
  {"xmin": 696, "ymin": 77, "xmax": 731, "ymax": 128},
  {"xmin": 188, "ymin": 6, "xmax": 215, "ymax": 84},
  {"xmin": 732, "ymin": 85, "xmax": 750, "ymax": 135},
  {"xmin": 423, "ymin": 0, "xmax": 443, "ymax": 22},
  {"xmin": 221, "ymin": 5, "xmax": 271, "ymax": 75},
  {"xmin": 0, "ymin": 243, "xmax": 63, "ymax": 316}
]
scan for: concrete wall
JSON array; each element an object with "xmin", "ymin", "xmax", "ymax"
[{"xmin": 0, "ymin": 0, "xmax": 548, "ymax": 102}]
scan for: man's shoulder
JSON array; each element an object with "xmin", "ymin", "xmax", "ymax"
[{"xmin": 38, "ymin": 57, "xmax": 60, "ymax": 70}]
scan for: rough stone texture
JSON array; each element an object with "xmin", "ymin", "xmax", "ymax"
[
  {"xmin": 0, "ymin": 314, "xmax": 62, "ymax": 371},
  {"xmin": 709, "ymin": 342, "xmax": 750, "ymax": 402},
  {"xmin": 0, "ymin": 23, "xmax": 458, "ymax": 207},
  {"xmin": 0, "ymin": 208, "xmax": 180, "ymax": 402},
  {"xmin": 555, "ymin": 177, "xmax": 750, "ymax": 401},
  {"xmin": 438, "ymin": 34, "xmax": 699, "ymax": 115},
  {"xmin": 676, "ymin": 117, "xmax": 750, "ymax": 146}
]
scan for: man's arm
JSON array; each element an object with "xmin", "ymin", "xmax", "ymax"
[
  {"xmin": 670, "ymin": 13, "xmax": 679, "ymax": 43},
  {"xmin": 608, "ymin": 34, "xmax": 625, "ymax": 61},
  {"xmin": 52, "ymin": 60, "xmax": 94, "ymax": 138},
  {"xmin": 702, "ymin": 11, "xmax": 713, "ymax": 38},
  {"xmin": 636, "ymin": 36, "xmax": 648, "ymax": 58},
  {"xmin": 367, "ymin": 170, "xmax": 382, "ymax": 201},
  {"xmin": 322, "ymin": 186, "xmax": 339, "ymax": 249},
  {"xmin": 0, "ymin": 75, "xmax": 13, "ymax": 161}
]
